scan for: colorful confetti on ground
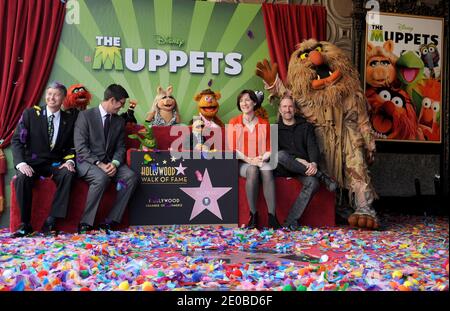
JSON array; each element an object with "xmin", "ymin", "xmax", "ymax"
[{"xmin": 0, "ymin": 215, "xmax": 448, "ymax": 291}]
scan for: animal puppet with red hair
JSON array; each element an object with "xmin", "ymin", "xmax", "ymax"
[{"xmin": 63, "ymin": 83, "xmax": 92, "ymax": 117}]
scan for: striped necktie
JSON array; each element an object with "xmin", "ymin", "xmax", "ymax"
[{"xmin": 48, "ymin": 114, "xmax": 55, "ymax": 148}]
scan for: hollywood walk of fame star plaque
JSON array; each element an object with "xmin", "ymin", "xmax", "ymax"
[{"xmin": 129, "ymin": 150, "xmax": 238, "ymax": 225}]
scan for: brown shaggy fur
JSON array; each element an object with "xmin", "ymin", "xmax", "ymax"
[{"xmin": 287, "ymin": 39, "xmax": 363, "ymax": 109}]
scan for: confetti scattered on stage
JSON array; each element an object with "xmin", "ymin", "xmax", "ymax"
[{"xmin": 0, "ymin": 215, "xmax": 448, "ymax": 291}]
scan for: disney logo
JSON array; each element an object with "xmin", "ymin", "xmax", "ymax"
[{"xmin": 154, "ymin": 35, "xmax": 184, "ymax": 48}]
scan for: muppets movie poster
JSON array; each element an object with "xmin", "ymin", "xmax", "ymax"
[{"xmin": 364, "ymin": 12, "xmax": 443, "ymax": 143}]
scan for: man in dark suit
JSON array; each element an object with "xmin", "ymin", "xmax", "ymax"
[
  {"xmin": 11, "ymin": 82, "xmax": 76, "ymax": 237},
  {"xmin": 74, "ymin": 84, "xmax": 138, "ymax": 233}
]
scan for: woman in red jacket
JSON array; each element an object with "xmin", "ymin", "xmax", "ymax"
[{"xmin": 227, "ymin": 90, "xmax": 279, "ymax": 229}]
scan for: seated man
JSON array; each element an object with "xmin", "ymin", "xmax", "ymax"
[
  {"xmin": 74, "ymin": 84, "xmax": 139, "ymax": 233},
  {"xmin": 11, "ymin": 82, "xmax": 76, "ymax": 237},
  {"xmin": 276, "ymin": 94, "xmax": 337, "ymax": 230}
]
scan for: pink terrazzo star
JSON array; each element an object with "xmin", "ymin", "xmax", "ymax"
[{"xmin": 180, "ymin": 169, "xmax": 232, "ymax": 221}]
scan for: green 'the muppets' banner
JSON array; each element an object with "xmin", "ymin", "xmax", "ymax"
[{"xmin": 48, "ymin": 0, "xmax": 275, "ymax": 123}]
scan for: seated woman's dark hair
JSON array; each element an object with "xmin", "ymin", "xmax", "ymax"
[{"xmin": 236, "ymin": 89, "xmax": 262, "ymax": 111}]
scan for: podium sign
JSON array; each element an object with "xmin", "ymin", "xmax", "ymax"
[{"xmin": 129, "ymin": 151, "xmax": 238, "ymax": 225}]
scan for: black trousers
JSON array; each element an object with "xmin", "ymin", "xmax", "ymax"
[{"xmin": 14, "ymin": 164, "xmax": 75, "ymax": 224}]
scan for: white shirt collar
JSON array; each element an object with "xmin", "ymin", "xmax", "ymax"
[
  {"xmin": 99, "ymin": 103, "xmax": 109, "ymax": 118},
  {"xmin": 46, "ymin": 106, "xmax": 60, "ymax": 120}
]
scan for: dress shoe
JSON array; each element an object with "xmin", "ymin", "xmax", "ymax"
[
  {"xmin": 268, "ymin": 214, "xmax": 281, "ymax": 229},
  {"xmin": 316, "ymin": 170, "xmax": 338, "ymax": 192},
  {"xmin": 78, "ymin": 223, "xmax": 94, "ymax": 234},
  {"xmin": 283, "ymin": 223, "xmax": 302, "ymax": 231},
  {"xmin": 11, "ymin": 223, "xmax": 33, "ymax": 238},
  {"xmin": 98, "ymin": 223, "xmax": 115, "ymax": 234},
  {"xmin": 41, "ymin": 220, "xmax": 57, "ymax": 236},
  {"xmin": 247, "ymin": 212, "xmax": 258, "ymax": 229}
]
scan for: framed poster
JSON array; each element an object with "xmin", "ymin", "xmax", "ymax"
[{"xmin": 364, "ymin": 12, "xmax": 444, "ymax": 143}]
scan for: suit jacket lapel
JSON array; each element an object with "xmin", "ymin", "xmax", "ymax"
[
  {"xmin": 95, "ymin": 107, "xmax": 106, "ymax": 148},
  {"xmin": 54, "ymin": 111, "xmax": 67, "ymax": 150},
  {"xmin": 105, "ymin": 114, "xmax": 116, "ymax": 151},
  {"xmin": 40, "ymin": 108, "xmax": 51, "ymax": 149}
]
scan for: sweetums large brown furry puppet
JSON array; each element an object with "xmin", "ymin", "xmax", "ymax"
[{"xmin": 256, "ymin": 39, "xmax": 379, "ymax": 229}]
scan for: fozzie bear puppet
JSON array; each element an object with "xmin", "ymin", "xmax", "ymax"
[
  {"xmin": 192, "ymin": 89, "xmax": 224, "ymax": 128},
  {"xmin": 256, "ymin": 39, "xmax": 379, "ymax": 229}
]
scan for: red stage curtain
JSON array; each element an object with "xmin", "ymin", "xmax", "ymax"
[
  {"xmin": 0, "ymin": 0, "xmax": 66, "ymax": 213},
  {"xmin": 262, "ymin": 3, "xmax": 327, "ymax": 83},
  {"xmin": 0, "ymin": 149, "xmax": 5, "ymax": 213}
]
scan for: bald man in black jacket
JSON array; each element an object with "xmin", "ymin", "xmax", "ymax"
[{"xmin": 276, "ymin": 95, "xmax": 337, "ymax": 229}]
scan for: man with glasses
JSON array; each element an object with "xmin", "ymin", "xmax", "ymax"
[{"xmin": 74, "ymin": 84, "xmax": 139, "ymax": 233}]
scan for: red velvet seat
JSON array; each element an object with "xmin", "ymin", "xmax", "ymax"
[
  {"xmin": 238, "ymin": 177, "xmax": 335, "ymax": 228},
  {"xmin": 9, "ymin": 178, "xmax": 129, "ymax": 233}
]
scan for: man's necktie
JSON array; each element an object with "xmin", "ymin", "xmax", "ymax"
[
  {"xmin": 48, "ymin": 114, "xmax": 54, "ymax": 148},
  {"xmin": 104, "ymin": 114, "xmax": 111, "ymax": 141}
]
